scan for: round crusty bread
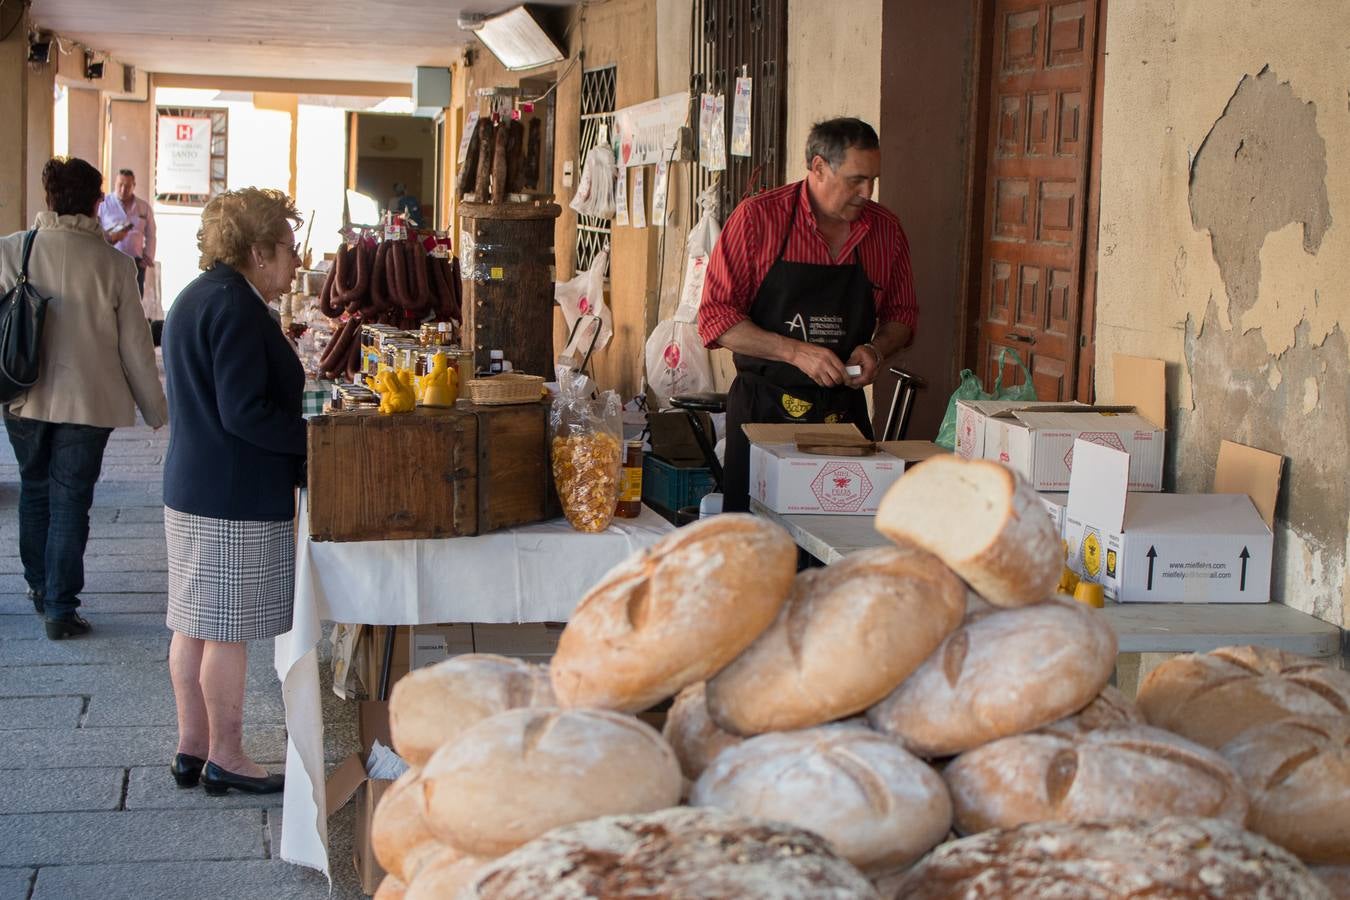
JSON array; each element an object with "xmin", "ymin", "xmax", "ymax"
[
  {"xmin": 873, "ymin": 455, "xmax": 1060, "ymax": 607},
  {"xmin": 894, "ymin": 817, "xmax": 1332, "ymax": 900},
  {"xmin": 662, "ymin": 682, "xmax": 743, "ymax": 784},
  {"xmin": 690, "ymin": 723, "xmax": 952, "ymax": 874},
  {"xmin": 404, "ymin": 848, "xmax": 486, "ymax": 900},
  {"xmin": 371, "ymin": 768, "xmax": 450, "ymax": 883},
  {"xmin": 1136, "ymin": 645, "xmax": 1350, "ymax": 748},
  {"xmin": 372, "ymin": 874, "xmax": 405, "ymax": 900},
  {"xmin": 1037, "ymin": 685, "xmax": 1144, "ymax": 737},
  {"xmin": 389, "ymin": 654, "xmax": 554, "ymax": 767},
  {"xmin": 456, "ymin": 806, "xmax": 880, "ymax": 899},
  {"xmin": 704, "ymin": 545, "xmax": 965, "ymax": 736},
  {"xmin": 549, "ymin": 513, "xmax": 796, "ymax": 713},
  {"xmin": 419, "ymin": 706, "xmax": 681, "ymax": 857},
  {"xmin": 866, "ymin": 598, "xmax": 1117, "ymax": 757},
  {"xmin": 1313, "ymin": 866, "xmax": 1350, "ymax": 897},
  {"xmin": 944, "ymin": 724, "xmax": 1249, "ymax": 834},
  {"xmin": 1220, "ymin": 716, "xmax": 1350, "ymax": 864}
]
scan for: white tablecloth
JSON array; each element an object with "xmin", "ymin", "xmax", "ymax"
[{"xmin": 274, "ymin": 491, "xmax": 674, "ymax": 877}]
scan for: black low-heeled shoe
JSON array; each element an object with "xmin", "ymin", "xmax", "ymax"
[
  {"xmin": 44, "ymin": 613, "xmax": 91, "ymax": 640},
  {"xmin": 201, "ymin": 761, "xmax": 285, "ymax": 796},
  {"xmin": 170, "ymin": 753, "xmax": 206, "ymax": 788}
]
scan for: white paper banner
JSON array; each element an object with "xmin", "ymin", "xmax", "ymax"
[
  {"xmin": 614, "ymin": 93, "xmax": 688, "ymax": 168},
  {"xmin": 156, "ymin": 116, "xmax": 213, "ymax": 195},
  {"xmin": 651, "ymin": 159, "xmax": 670, "ymax": 228},
  {"xmin": 731, "ymin": 77, "xmax": 753, "ymax": 157},
  {"xmin": 613, "ymin": 165, "xmax": 629, "ymax": 226},
  {"xmin": 631, "ymin": 166, "xmax": 647, "ymax": 229}
]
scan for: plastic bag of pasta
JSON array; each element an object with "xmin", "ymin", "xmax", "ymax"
[{"xmin": 550, "ymin": 366, "xmax": 624, "ymax": 533}]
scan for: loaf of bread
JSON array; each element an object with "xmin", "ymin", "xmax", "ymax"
[
  {"xmin": 550, "ymin": 514, "xmax": 796, "ymax": 713},
  {"xmin": 1136, "ymin": 645, "xmax": 1350, "ymax": 748},
  {"xmin": 1313, "ymin": 866, "xmax": 1350, "ymax": 897},
  {"xmin": 705, "ymin": 545, "xmax": 965, "ymax": 735},
  {"xmin": 419, "ymin": 707, "xmax": 681, "ymax": 857},
  {"xmin": 372, "ymin": 874, "xmax": 405, "ymax": 900},
  {"xmin": 404, "ymin": 848, "xmax": 486, "ymax": 900},
  {"xmin": 371, "ymin": 768, "xmax": 449, "ymax": 883},
  {"xmin": 894, "ymin": 817, "xmax": 1332, "ymax": 900},
  {"xmin": 389, "ymin": 654, "xmax": 554, "ymax": 766},
  {"xmin": 662, "ymin": 682, "xmax": 743, "ymax": 783},
  {"xmin": 874, "ymin": 456, "xmax": 1061, "ymax": 607},
  {"xmin": 1038, "ymin": 685, "xmax": 1144, "ymax": 737},
  {"xmin": 944, "ymin": 724, "xmax": 1248, "ymax": 834},
  {"xmin": 866, "ymin": 598, "xmax": 1117, "ymax": 757},
  {"xmin": 690, "ymin": 723, "xmax": 951, "ymax": 874},
  {"xmin": 1221, "ymin": 716, "xmax": 1350, "ymax": 864},
  {"xmin": 456, "ymin": 807, "xmax": 879, "ymax": 899}
]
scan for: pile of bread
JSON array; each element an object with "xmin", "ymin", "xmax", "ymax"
[{"xmin": 367, "ymin": 455, "xmax": 1350, "ymax": 899}]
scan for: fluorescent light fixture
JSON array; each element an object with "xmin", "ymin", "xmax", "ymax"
[{"xmin": 474, "ymin": 6, "xmax": 564, "ymax": 71}]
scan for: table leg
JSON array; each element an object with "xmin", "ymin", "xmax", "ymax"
[{"xmin": 377, "ymin": 625, "xmax": 397, "ymax": 701}]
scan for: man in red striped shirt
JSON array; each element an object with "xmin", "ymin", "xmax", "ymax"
[{"xmin": 698, "ymin": 117, "xmax": 917, "ymax": 512}]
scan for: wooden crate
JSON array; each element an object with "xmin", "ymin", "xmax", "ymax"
[
  {"xmin": 307, "ymin": 401, "xmax": 555, "ymax": 542},
  {"xmin": 459, "ymin": 201, "xmax": 562, "ymax": 378}
]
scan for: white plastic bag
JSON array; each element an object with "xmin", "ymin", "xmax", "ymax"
[
  {"xmin": 555, "ymin": 249, "xmax": 613, "ymax": 352},
  {"xmin": 568, "ymin": 145, "xmax": 617, "ymax": 219},
  {"xmin": 645, "ymin": 187, "xmax": 721, "ymax": 405}
]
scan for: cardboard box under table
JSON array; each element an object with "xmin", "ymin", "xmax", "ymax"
[
  {"xmin": 746, "ymin": 424, "xmax": 945, "ymax": 515},
  {"xmin": 1063, "ymin": 439, "xmax": 1277, "ymax": 603},
  {"xmin": 327, "ymin": 702, "xmax": 398, "ymax": 894}
]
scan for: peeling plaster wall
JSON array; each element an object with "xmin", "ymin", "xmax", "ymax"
[{"xmin": 1096, "ymin": 1, "xmax": 1350, "ymax": 630}]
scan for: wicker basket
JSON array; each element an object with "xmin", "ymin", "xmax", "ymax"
[{"xmin": 465, "ymin": 373, "xmax": 546, "ymax": 406}]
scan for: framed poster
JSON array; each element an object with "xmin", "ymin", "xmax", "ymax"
[{"xmin": 155, "ymin": 107, "xmax": 228, "ymax": 206}]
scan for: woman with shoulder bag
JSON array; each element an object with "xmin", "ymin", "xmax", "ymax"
[
  {"xmin": 0, "ymin": 157, "xmax": 167, "ymax": 640},
  {"xmin": 161, "ymin": 187, "xmax": 306, "ymax": 796}
]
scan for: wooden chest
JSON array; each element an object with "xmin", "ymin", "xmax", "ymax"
[{"xmin": 307, "ymin": 401, "xmax": 556, "ymax": 542}]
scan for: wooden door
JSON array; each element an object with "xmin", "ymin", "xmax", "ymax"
[{"xmin": 975, "ymin": 0, "xmax": 1099, "ymax": 401}]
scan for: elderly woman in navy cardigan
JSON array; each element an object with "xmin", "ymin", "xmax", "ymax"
[{"xmin": 161, "ymin": 188, "xmax": 305, "ymax": 795}]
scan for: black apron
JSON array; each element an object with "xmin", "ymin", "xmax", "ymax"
[{"xmin": 722, "ymin": 203, "xmax": 875, "ymax": 512}]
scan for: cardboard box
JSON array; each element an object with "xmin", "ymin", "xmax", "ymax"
[
  {"xmin": 471, "ymin": 622, "xmax": 564, "ymax": 661},
  {"xmin": 648, "ymin": 409, "xmax": 716, "ymax": 466},
  {"xmin": 1062, "ymin": 439, "xmax": 1276, "ymax": 603},
  {"xmin": 954, "ymin": 400, "xmax": 1086, "ymax": 460},
  {"xmin": 328, "ymin": 702, "xmax": 398, "ymax": 895},
  {"xmin": 1040, "ymin": 492, "xmax": 1068, "ymax": 538},
  {"xmin": 983, "ymin": 406, "xmax": 1165, "ymax": 491},
  {"xmin": 357, "ymin": 624, "xmax": 474, "ymax": 700},
  {"xmin": 745, "ymin": 424, "xmax": 945, "ymax": 515}
]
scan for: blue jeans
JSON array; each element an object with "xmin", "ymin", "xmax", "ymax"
[{"xmin": 4, "ymin": 413, "xmax": 112, "ymax": 617}]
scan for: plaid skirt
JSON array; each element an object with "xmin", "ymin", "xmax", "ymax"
[{"xmin": 164, "ymin": 507, "xmax": 295, "ymax": 642}]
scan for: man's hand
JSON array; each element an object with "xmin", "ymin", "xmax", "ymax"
[
  {"xmin": 845, "ymin": 342, "xmax": 881, "ymax": 387},
  {"xmin": 791, "ymin": 341, "xmax": 849, "ymax": 388}
]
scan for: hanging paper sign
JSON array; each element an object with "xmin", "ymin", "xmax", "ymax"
[
  {"xmin": 731, "ymin": 77, "xmax": 753, "ymax": 157},
  {"xmin": 458, "ymin": 111, "xmax": 481, "ymax": 159},
  {"xmin": 631, "ymin": 166, "xmax": 647, "ymax": 229},
  {"xmin": 614, "ymin": 93, "xmax": 688, "ymax": 168},
  {"xmin": 700, "ymin": 93, "xmax": 727, "ymax": 171},
  {"xmin": 651, "ymin": 158, "xmax": 670, "ymax": 228},
  {"xmin": 613, "ymin": 165, "xmax": 630, "ymax": 226},
  {"xmin": 155, "ymin": 116, "xmax": 213, "ymax": 195}
]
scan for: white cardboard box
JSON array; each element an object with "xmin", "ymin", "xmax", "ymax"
[
  {"xmin": 1041, "ymin": 492, "xmax": 1068, "ymax": 538},
  {"xmin": 745, "ymin": 424, "xmax": 945, "ymax": 515},
  {"xmin": 1062, "ymin": 440, "xmax": 1274, "ymax": 603},
  {"xmin": 984, "ymin": 406, "xmax": 1166, "ymax": 491},
  {"xmin": 954, "ymin": 400, "xmax": 1086, "ymax": 460}
]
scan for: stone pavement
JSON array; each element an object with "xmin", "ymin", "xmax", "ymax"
[{"xmin": 0, "ymin": 410, "xmax": 368, "ymax": 899}]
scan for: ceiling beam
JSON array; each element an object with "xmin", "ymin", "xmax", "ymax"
[{"xmin": 153, "ymin": 72, "xmax": 410, "ymax": 98}]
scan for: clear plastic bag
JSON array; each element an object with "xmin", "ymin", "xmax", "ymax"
[
  {"xmin": 550, "ymin": 366, "xmax": 624, "ymax": 533},
  {"xmin": 568, "ymin": 145, "xmax": 617, "ymax": 219}
]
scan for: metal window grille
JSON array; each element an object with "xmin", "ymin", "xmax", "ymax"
[
  {"xmin": 690, "ymin": 0, "xmax": 788, "ymax": 222},
  {"xmin": 153, "ymin": 107, "xmax": 228, "ymax": 206},
  {"xmin": 575, "ymin": 65, "xmax": 617, "ymax": 273}
]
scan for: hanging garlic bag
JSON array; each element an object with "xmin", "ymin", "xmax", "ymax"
[
  {"xmin": 550, "ymin": 366, "xmax": 624, "ymax": 533},
  {"xmin": 645, "ymin": 185, "xmax": 721, "ymax": 406},
  {"xmin": 568, "ymin": 145, "xmax": 618, "ymax": 219}
]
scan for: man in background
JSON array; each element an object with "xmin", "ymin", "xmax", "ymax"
[{"xmin": 99, "ymin": 169, "xmax": 156, "ymax": 298}]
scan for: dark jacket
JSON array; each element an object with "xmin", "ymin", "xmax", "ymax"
[{"xmin": 162, "ymin": 264, "xmax": 306, "ymax": 521}]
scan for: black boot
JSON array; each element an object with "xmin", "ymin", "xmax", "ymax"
[{"xmin": 44, "ymin": 613, "xmax": 92, "ymax": 640}]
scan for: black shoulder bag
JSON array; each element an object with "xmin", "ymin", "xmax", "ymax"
[{"xmin": 0, "ymin": 230, "xmax": 50, "ymax": 403}]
